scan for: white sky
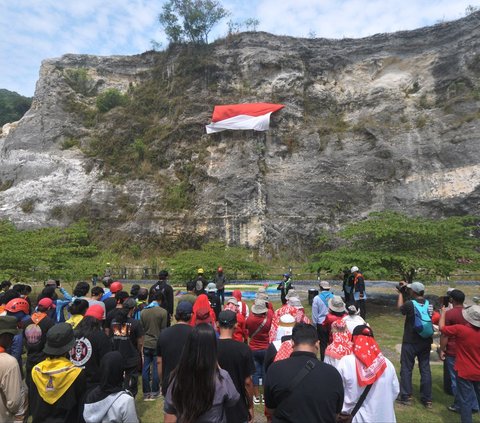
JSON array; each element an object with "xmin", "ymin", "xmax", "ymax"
[{"xmin": 1, "ymin": 0, "xmax": 478, "ymax": 97}]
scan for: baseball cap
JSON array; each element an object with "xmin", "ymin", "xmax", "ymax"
[
  {"xmin": 123, "ymin": 298, "xmax": 137, "ymax": 309},
  {"xmin": 176, "ymin": 301, "xmax": 193, "ymax": 314},
  {"xmin": 38, "ymin": 298, "xmax": 56, "ymax": 310},
  {"xmin": 85, "ymin": 304, "xmax": 105, "ymax": 320},
  {"xmin": 218, "ymin": 310, "xmax": 237, "ymax": 325},
  {"xmin": 206, "ymin": 283, "xmax": 217, "ymax": 293},
  {"xmin": 195, "ymin": 307, "xmax": 212, "ymax": 324},
  {"xmin": 407, "ymin": 282, "xmax": 425, "ymax": 294}
]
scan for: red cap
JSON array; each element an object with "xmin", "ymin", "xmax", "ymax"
[
  {"xmin": 38, "ymin": 298, "xmax": 56, "ymax": 309},
  {"xmin": 110, "ymin": 281, "xmax": 123, "ymax": 293},
  {"xmin": 85, "ymin": 304, "xmax": 105, "ymax": 320}
]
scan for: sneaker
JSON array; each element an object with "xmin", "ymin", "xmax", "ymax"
[
  {"xmin": 143, "ymin": 394, "xmax": 155, "ymax": 402},
  {"xmin": 253, "ymin": 396, "xmax": 261, "ymax": 405},
  {"xmin": 396, "ymin": 397, "xmax": 413, "ymax": 406},
  {"xmin": 151, "ymin": 391, "xmax": 161, "ymax": 400},
  {"xmin": 448, "ymin": 405, "xmax": 459, "ymax": 413},
  {"xmin": 422, "ymin": 401, "xmax": 433, "ymax": 409}
]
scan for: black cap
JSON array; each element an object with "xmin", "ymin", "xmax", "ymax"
[{"xmin": 218, "ymin": 310, "xmax": 237, "ymax": 326}]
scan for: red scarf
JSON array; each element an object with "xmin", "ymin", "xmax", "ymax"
[
  {"xmin": 325, "ymin": 320, "xmax": 352, "ymax": 360},
  {"xmin": 352, "ymin": 332, "xmax": 386, "ymax": 386}
]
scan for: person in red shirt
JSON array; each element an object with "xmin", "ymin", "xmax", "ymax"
[
  {"xmin": 190, "ymin": 294, "xmax": 216, "ymax": 327},
  {"xmin": 246, "ymin": 298, "xmax": 273, "ymax": 404},
  {"xmin": 439, "ymin": 289, "xmax": 479, "ymax": 414},
  {"xmin": 440, "ymin": 304, "xmax": 480, "ymax": 423},
  {"xmin": 322, "ymin": 296, "xmax": 347, "ymax": 344},
  {"xmin": 224, "ymin": 297, "xmax": 248, "ymax": 343}
]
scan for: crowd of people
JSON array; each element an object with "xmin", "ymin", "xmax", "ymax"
[{"xmin": 0, "ymin": 266, "xmax": 479, "ymax": 423}]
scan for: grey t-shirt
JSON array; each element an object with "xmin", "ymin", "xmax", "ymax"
[{"xmin": 164, "ymin": 368, "xmax": 240, "ymax": 423}]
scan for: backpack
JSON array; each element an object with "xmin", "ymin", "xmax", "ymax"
[{"xmin": 412, "ymin": 300, "xmax": 434, "ymax": 338}]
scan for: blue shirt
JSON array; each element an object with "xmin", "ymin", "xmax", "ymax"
[{"xmin": 312, "ymin": 295, "xmax": 328, "ymax": 325}]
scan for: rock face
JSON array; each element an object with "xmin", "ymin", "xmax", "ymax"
[{"xmin": 1, "ymin": 13, "xmax": 480, "ymax": 252}]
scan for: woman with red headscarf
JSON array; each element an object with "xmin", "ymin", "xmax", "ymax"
[
  {"xmin": 336, "ymin": 325, "xmax": 399, "ymax": 423},
  {"xmin": 190, "ymin": 294, "xmax": 216, "ymax": 327}
]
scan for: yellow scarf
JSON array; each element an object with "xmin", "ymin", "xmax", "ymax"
[
  {"xmin": 31, "ymin": 357, "xmax": 82, "ymax": 404},
  {"xmin": 66, "ymin": 314, "xmax": 84, "ymax": 329}
]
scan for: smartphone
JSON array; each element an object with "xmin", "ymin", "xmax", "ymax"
[{"xmin": 439, "ymin": 296, "xmax": 450, "ymax": 307}]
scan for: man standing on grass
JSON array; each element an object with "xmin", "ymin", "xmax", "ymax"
[
  {"xmin": 264, "ymin": 323, "xmax": 344, "ymax": 423},
  {"xmin": 217, "ymin": 310, "xmax": 255, "ymax": 423},
  {"xmin": 140, "ymin": 291, "xmax": 167, "ymax": 401},
  {"xmin": 156, "ymin": 301, "xmax": 193, "ymax": 397},
  {"xmin": 396, "ymin": 281, "xmax": 433, "ymax": 408}
]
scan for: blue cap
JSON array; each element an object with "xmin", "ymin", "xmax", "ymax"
[{"xmin": 176, "ymin": 301, "xmax": 193, "ymax": 314}]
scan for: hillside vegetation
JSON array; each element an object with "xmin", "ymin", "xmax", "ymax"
[{"xmin": 0, "ymin": 89, "xmax": 32, "ymax": 126}]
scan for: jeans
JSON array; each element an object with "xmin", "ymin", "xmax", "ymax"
[
  {"xmin": 457, "ymin": 377, "xmax": 480, "ymax": 423},
  {"xmin": 252, "ymin": 349, "xmax": 266, "ymax": 386},
  {"xmin": 400, "ymin": 341, "xmax": 432, "ymax": 403},
  {"xmin": 445, "ymin": 355, "xmax": 479, "ymax": 411},
  {"xmin": 142, "ymin": 347, "xmax": 160, "ymax": 395}
]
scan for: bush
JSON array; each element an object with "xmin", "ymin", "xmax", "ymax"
[
  {"xmin": 96, "ymin": 89, "xmax": 129, "ymax": 113},
  {"xmin": 64, "ymin": 68, "xmax": 97, "ymax": 96}
]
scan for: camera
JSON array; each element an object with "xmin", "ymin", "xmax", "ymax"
[{"xmin": 396, "ymin": 282, "xmax": 407, "ymax": 292}]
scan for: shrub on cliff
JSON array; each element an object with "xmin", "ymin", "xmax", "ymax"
[{"xmin": 96, "ymin": 88, "xmax": 129, "ymax": 113}]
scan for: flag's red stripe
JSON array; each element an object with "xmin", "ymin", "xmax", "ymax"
[{"xmin": 211, "ymin": 103, "xmax": 284, "ymax": 122}]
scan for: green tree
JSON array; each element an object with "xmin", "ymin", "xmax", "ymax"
[
  {"xmin": 159, "ymin": 0, "xmax": 230, "ymax": 44},
  {"xmin": 309, "ymin": 212, "xmax": 480, "ymax": 283},
  {"xmin": 166, "ymin": 242, "xmax": 265, "ymax": 283},
  {"xmin": 244, "ymin": 18, "xmax": 260, "ymax": 31},
  {"xmin": 0, "ymin": 89, "xmax": 32, "ymax": 126}
]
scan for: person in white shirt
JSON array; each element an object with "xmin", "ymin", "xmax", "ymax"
[{"xmin": 337, "ymin": 325, "xmax": 399, "ymax": 423}]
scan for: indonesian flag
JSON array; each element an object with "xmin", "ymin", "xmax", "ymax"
[{"xmin": 206, "ymin": 103, "xmax": 284, "ymax": 134}]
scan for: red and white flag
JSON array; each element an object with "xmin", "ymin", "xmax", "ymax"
[{"xmin": 206, "ymin": 103, "xmax": 284, "ymax": 134}]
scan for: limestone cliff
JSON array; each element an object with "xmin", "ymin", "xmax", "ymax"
[{"xmin": 1, "ymin": 12, "xmax": 480, "ymax": 253}]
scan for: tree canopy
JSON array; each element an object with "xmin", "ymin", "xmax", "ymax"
[
  {"xmin": 0, "ymin": 89, "xmax": 32, "ymax": 127},
  {"xmin": 159, "ymin": 0, "xmax": 229, "ymax": 44},
  {"xmin": 309, "ymin": 212, "xmax": 480, "ymax": 282}
]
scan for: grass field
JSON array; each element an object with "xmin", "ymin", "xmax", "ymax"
[
  {"xmin": 23, "ymin": 282, "xmax": 480, "ymax": 422},
  {"xmin": 133, "ymin": 289, "xmax": 480, "ymax": 423}
]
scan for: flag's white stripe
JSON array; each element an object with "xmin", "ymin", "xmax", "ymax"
[{"xmin": 205, "ymin": 113, "xmax": 273, "ymax": 134}]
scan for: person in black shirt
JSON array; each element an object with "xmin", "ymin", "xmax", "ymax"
[
  {"xmin": 217, "ymin": 310, "xmax": 255, "ymax": 423},
  {"xmin": 149, "ymin": 270, "xmax": 174, "ymax": 326},
  {"xmin": 110, "ymin": 298, "xmax": 144, "ymax": 397},
  {"xmin": 71, "ymin": 310, "xmax": 112, "ymax": 391},
  {"xmin": 206, "ymin": 283, "xmax": 222, "ymax": 319},
  {"xmin": 264, "ymin": 323, "xmax": 344, "ymax": 423},
  {"xmin": 156, "ymin": 301, "xmax": 193, "ymax": 396},
  {"xmin": 277, "ymin": 273, "xmax": 293, "ymax": 305}
]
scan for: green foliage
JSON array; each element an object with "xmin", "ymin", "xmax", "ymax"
[
  {"xmin": 63, "ymin": 68, "xmax": 97, "ymax": 96},
  {"xmin": 309, "ymin": 212, "xmax": 480, "ymax": 283},
  {"xmin": 0, "ymin": 220, "xmax": 112, "ymax": 282},
  {"xmin": 166, "ymin": 242, "xmax": 265, "ymax": 283},
  {"xmin": 0, "ymin": 89, "xmax": 32, "ymax": 126},
  {"xmin": 20, "ymin": 199, "xmax": 36, "ymax": 214},
  {"xmin": 60, "ymin": 137, "xmax": 80, "ymax": 150},
  {"xmin": 96, "ymin": 89, "xmax": 129, "ymax": 113},
  {"xmin": 159, "ymin": 0, "xmax": 230, "ymax": 44},
  {"xmin": 164, "ymin": 181, "xmax": 193, "ymax": 210}
]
